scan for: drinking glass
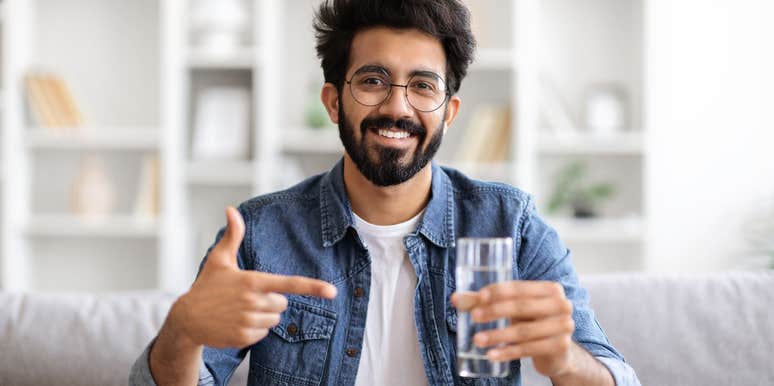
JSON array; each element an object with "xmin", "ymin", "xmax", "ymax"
[{"xmin": 455, "ymin": 237, "xmax": 513, "ymax": 378}]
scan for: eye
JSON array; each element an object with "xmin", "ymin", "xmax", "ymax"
[
  {"xmin": 410, "ymin": 79, "xmax": 438, "ymax": 93},
  {"xmin": 360, "ymin": 77, "xmax": 385, "ymax": 86}
]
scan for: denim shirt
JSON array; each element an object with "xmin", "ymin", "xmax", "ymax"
[{"xmin": 131, "ymin": 159, "xmax": 640, "ymax": 386}]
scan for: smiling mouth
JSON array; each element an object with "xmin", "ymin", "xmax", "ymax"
[{"xmin": 369, "ymin": 127, "xmax": 415, "ymax": 140}]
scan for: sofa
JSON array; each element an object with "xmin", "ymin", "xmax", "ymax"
[{"xmin": 1, "ymin": 271, "xmax": 772, "ymax": 386}]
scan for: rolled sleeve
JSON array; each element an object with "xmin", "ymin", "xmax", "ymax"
[
  {"xmin": 517, "ymin": 199, "xmax": 641, "ymax": 385},
  {"xmin": 597, "ymin": 356, "xmax": 642, "ymax": 386},
  {"xmin": 129, "ymin": 339, "xmax": 216, "ymax": 386}
]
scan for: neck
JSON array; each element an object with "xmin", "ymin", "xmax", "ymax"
[{"xmin": 343, "ymin": 154, "xmax": 432, "ymax": 226}]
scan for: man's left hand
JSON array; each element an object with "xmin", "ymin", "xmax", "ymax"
[{"xmin": 451, "ymin": 280, "xmax": 576, "ymax": 377}]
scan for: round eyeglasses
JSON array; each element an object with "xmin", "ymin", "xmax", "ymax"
[{"xmin": 345, "ymin": 72, "xmax": 449, "ymax": 113}]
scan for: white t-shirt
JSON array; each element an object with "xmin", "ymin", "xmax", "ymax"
[{"xmin": 353, "ymin": 211, "xmax": 428, "ymax": 386}]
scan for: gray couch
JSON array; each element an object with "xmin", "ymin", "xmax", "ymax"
[{"xmin": 2, "ymin": 271, "xmax": 773, "ymax": 385}]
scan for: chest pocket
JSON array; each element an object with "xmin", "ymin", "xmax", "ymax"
[
  {"xmin": 446, "ymin": 298, "xmax": 522, "ymax": 386},
  {"xmin": 249, "ymin": 300, "xmax": 336, "ymax": 386}
]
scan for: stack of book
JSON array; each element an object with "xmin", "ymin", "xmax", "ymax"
[
  {"xmin": 25, "ymin": 73, "xmax": 85, "ymax": 131},
  {"xmin": 456, "ymin": 105, "xmax": 511, "ymax": 163}
]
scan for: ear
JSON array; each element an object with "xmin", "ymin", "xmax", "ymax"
[
  {"xmin": 443, "ymin": 95, "xmax": 461, "ymax": 133},
  {"xmin": 321, "ymin": 82, "xmax": 340, "ymax": 124}
]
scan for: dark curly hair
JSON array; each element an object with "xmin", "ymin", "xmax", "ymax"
[{"xmin": 313, "ymin": 0, "xmax": 476, "ymax": 95}]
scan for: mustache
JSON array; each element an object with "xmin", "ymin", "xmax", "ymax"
[{"xmin": 360, "ymin": 116, "xmax": 426, "ymax": 136}]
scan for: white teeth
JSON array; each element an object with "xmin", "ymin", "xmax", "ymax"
[{"xmin": 377, "ymin": 129, "xmax": 410, "ymax": 139}]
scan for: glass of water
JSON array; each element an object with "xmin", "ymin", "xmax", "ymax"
[{"xmin": 455, "ymin": 237, "xmax": 513, "ymax": 378}]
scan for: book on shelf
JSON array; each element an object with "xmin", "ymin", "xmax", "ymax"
[
  {"xmin": 456, "ymin": 105, "xmax": 511, "ymax": 164},
  {"xmin": 25, "ymin": 73, "xmax": 85, "ymax": 131}
]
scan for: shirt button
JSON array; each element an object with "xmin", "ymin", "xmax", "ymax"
[
  {"xmin": 353, "ymin": 287, "xmax": 364, "ymax": 298},
  {"xmin": 287, "ymin": 323, "xmax": 299, "ymax": 336},
  {"xmin": 346, "ymin": 348, "xmax": 358, "ymax": 357}
]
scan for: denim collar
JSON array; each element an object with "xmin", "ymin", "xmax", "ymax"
[{"xmin": 319, "ymin": 158, "xmax": 455, "ymax": 249}]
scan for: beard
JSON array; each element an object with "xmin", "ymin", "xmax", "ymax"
[{"xmin": 338, "ymin": 99, "xmax": 445, "ymax": 187}]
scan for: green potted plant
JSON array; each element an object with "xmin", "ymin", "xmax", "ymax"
[{"xmin": 546, "ymin": 161, "xmax": 616, "ymax": 218}]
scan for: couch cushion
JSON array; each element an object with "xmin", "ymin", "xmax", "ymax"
[
  {"xmin": 4, "ymin": 271, "xmax": 773, "ymax": 385},
  {"xmin": 0, "ymin": 291, "xmax": 175, "ymax": 386},
  {"xmin": 521, "ymin": 271, "xmax": 774, "ymax": 386}
]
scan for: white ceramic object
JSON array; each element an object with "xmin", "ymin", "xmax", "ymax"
[
  {"xmin": 71, "ymin": 154, "xmax": 115, "ymax": 221},
  {"xmin": 190, "ymin": 0, "xmax": 249, "ymax": 56},
  {"xmin": 585, "ymin": 85, "xmax": 627, "ymax": 135}
]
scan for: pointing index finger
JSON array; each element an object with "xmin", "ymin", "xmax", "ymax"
[{"xmin": 250, "ymin": 272, "xmax": 338, "ymax": 299}]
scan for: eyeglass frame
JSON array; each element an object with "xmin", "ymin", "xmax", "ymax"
[{"xmin": 343, "ymin": 68, "xmax": 451, "ymax": 113}]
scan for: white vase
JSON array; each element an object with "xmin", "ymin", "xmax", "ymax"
[
  {"xmin": 71, "ymin": 154, "xmax": 115, "ymax": 221},
  {"xmin": 584, "ymin": 85, "xmax": 627, "ymax": 135},
  {"xmin": 190, "ymin": 0, "xmax": 249, "ymax": 56}
]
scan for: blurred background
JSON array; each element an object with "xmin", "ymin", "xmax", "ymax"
[{"xmin": 0, "ymin": 0, "xmax": 772, "ymax": 293}]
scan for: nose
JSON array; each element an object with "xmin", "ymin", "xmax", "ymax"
[{"xmin": 377, "ymin": 85, "xmax": 414, "ymax": 119}]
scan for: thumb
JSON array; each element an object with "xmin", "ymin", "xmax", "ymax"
[{"xmin": 209, "ymin": 206, "xmax": 245, "ymax": 266}]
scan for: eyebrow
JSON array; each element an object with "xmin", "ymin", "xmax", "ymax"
[
  {"xmin": 353, "ymin": 65, "xmax": 390, "ymax": 77},
  {"xmin": 352, "ymin": 64, "xmax": 443, "ymax": 80}
]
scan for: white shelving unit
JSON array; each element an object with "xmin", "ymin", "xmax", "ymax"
[
  {"xmin": 187, "ymin": 48, "xmax": 257, "ymax": 70},
  {"xmin": 26, "ymin": 214, "xmax": 159, "ymax": 238},
  {"xmin": 538, "ymin": 132, "xmax": 644, "ymax": 156},
  {"xmin": 26, "ymin": 128, "xmax": 161, "ymax": 150},
  {"xmin": 1, "ymin": 0, "xmax": 171, "ymax": 292},
  {"xmin": 0, "ymin": 0, "xmax": 648, "ymax": 292},
  {"xmin": 282, "ymin": 128, "xmax": 342, "ymax": 154},
  {"xmin": 0, "ymin": 0, "xmax": 6, "ymax": 287},
  {"xmin": 186, "ymin": 159, "xmax": 254, "ymax": 186},
  {"xmin": 546, "ymin": 216, "xmax": 644, "ymax": 243},
  {"xmin": 534, "ymin": 0, "xmax": 646, "ymax": 273},
  {"xmin": 1, "ymin": 0, "xmax": 29, "ymax": 291}
]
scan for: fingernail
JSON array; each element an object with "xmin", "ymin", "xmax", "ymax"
[
  {"xmin": 487, "ymin": 349, "xmax": 502, "ymax": 360},
  {"xmin": 472, "ymin": 309, "xmax": 484, "ymax": 321}
]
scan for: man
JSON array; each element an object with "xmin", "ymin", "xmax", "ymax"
[{"xmin": 131, "ymin": 0, "xmax": 640, "ymax": 385}]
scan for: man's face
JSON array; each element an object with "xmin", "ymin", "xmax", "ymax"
[{"xmin": 336, "ymin": 27, "xmax": 455, "ymax": 186}]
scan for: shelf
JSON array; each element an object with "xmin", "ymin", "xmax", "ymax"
[
  {"xmin": 187, "ymin": 160, "xmax": 254, "ymax": 186},
  {"xmin": 538, "ymin": 131, "xmax": 644, "ymax": 155},
  {"xmin": 545, "ymin": 216, "xmax": 644, "ymax": 243},
  {"xmin": 187, "ymin": 48, "xmax": 258, "ymax": 70},
  {"xmin": 27, "ymin": 128, "xmax": 160, "ymax": 150},
  {"xmin": 281, "ymin": 128, "xmax": 343, "ymax": 154},
  {"xmin": 26, "ymin": 214, "xmax": 159, "ymax": 238},
  {"xmin": 470, "ymin": 48, "xmax": 515, "ymax": 71},
  {"xmin": 439, "ymin": 160, "xmax": 517, "ymax": 182}
]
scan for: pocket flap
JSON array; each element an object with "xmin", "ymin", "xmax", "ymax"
[{"xmin": 271, "ymin": 301, "xmax": 336, "ymax": 343}]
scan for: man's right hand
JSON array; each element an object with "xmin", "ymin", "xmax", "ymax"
[{"xmin": 170, "ymin": 206, "xmax": 338, "ymax": 349}]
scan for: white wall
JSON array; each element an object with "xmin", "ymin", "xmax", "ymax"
[{"xmin": 646, "ymin": 0, "xmax": 774, "ymax": 272}]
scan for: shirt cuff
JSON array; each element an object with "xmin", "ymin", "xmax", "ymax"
[
  {"xmin": 129, "ymin": 338, "xmax": 215, "ymax": 386},
  {"xmin": 596, "ymin": 356, "xmax": 642, "ymax": 386},
  {"xmin": 129, "ymin": 340, "xmax": 159, "ymax": 386}
]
